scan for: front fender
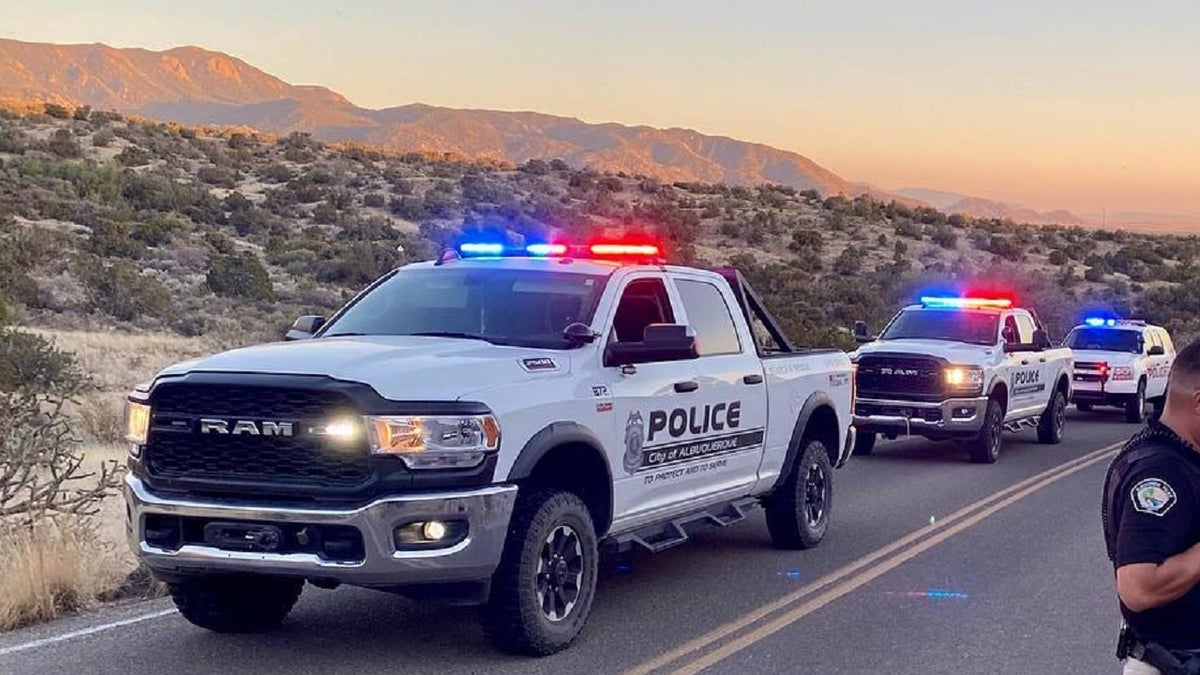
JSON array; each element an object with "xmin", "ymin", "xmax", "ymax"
[{"xmin": 772, "ymin": 391, "xmax": 841, "ymax": 491}]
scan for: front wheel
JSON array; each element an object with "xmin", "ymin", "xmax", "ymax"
[
  {"xmin": 968, "ymin": 399, "xmax": 1004, "ymax": 464},
  {"xmin": 766, "ymin": 439, "xmax": 834, "ymax": 550},
  {"xmin": 1037, "ymin": 389, "xmax": 1066, "ymax": 444},
  {"xmin": 482, "ymin": 490, "xmax": 598, "ymax": 656},
  {"xmin": 1125, "ymin": 381, "xmax": 1147, "ymax": 424},
  {"xmin": 169, "ymin": 575, "xmax": 302, "ymax": 633}
]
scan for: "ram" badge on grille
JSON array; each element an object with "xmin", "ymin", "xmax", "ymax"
[{"xmin": 198, "ymin": 419, "xmax": 295, "ymax": 436}]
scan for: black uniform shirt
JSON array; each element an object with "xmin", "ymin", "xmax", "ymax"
[{"xmin": 1106, "ymin": 420, "xmax": 1200, "ymax": 649}]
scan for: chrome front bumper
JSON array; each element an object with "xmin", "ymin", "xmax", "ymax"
[
  {"xmin": 853, "ymin": 395, "xmax": 989, "ymax": 435},
  {"xmin": 125, "ymin": 473, "xmax": 518, "ymax": 587}
]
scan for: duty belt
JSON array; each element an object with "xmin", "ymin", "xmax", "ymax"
[{"xmin": 1120, "ymin": 626, "xmax": 1200, "ymax": 675}]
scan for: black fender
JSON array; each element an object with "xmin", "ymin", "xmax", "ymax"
[
  {"xmin": 771, "ymin": 391, "xmax": 840, "ymax": 491},
  {"xmin": 506, "ymin": 421, "xmax": 614, "ymax": 530}
]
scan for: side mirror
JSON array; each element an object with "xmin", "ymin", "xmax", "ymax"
[
  {"xmin": 852, "ymin": 320, "xmax": 874, "ymax": 344},
  {"xmin": 285, "ymin": 315, "xmax": 325, "ymax": 341},
  {"xmin": 604, "ymin": 324, "xmax": 698, "ymax": 366},
  {"xmin": 1032, "ymin": 329, "xmax": 1051, "ymax": 350},
  {"xmin": 1149, "ymin": 345, "xmax": 1166, "ymax": 356}
]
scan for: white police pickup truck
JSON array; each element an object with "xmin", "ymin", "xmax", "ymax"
[
  {"xmin": 849, "ymin": 296, "xmax": 1073, "ymax": 463},
  {"xmin": 122, "ymin": 240, "xmax": 855, "ymax": 655},
  {"xmin": 1064, "ymin": 317, "xmax": 1176, "ymax": 422}
]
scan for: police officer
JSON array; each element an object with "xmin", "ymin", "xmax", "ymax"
[{"xmin": 1104, "ymin": 338, "xmax": 1200, "ymax": 674}]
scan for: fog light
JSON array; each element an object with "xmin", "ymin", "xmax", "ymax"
[
  {"xmin": 422, "ymin": 521, "xmax": 447, "ymax": 541},
  {"xmin": 394, "ymin": 520, "xmax": 467, "ymax": 550}
]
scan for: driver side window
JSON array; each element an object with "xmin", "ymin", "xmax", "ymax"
[{"xmin": 611, "ymin": 278, "xmax": 674, "ymax": 343}]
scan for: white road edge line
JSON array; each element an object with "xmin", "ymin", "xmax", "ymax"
[{"xmin": 0, "ymin": 608, "xmax": 178, "ymax": 658}]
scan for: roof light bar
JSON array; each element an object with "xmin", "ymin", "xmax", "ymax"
[
  {"xmin": 451, "ymin": 239, "xmax": 662, "ymax": 261},
  {"xmin": 1084, "ymin": 317, "xmax": 1116, "ymax": 327},
  {"xmin": 920, "ymin": 296, "xmax": 1013, "ymax": 309}
]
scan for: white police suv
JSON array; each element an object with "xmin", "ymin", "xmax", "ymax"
[
  {"xmin": 122, "ymin": 239, "xmax": 855, "ymax": 656},
  {"xmin": 1064, "ymin": 317, "xmax": 1176, "ymax": 422},
  {"xmin": 850, "ymin": 295, "xmax": 1074, "ymax": 464}
]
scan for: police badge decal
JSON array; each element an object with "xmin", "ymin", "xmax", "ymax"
[
  {"xmin": 623, "ymin": 411, "xmax": 645, "ymax": 475},
  {"xmin": 1131, "ymin": 478, "xmax": 1177, "ymax": 516}
]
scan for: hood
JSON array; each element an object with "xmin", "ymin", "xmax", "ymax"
[
  {"xmin": 851, "ymin": 338, "xmax": 998, "ymax": 363},
  {"xmin": 1067, "ymin": 349, "xmax": 1136, "ymax": 364},
  {"xmin": 155, "ymin": 336, "xmax": 572, "ymax": 401}
]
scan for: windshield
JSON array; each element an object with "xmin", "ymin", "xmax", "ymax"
[
  {"xmin": 1064, "ymin": 328, "xmax": 1141, "ymax": 353},
  {"xmin": 322, "ymin": 267, "xmax": 608, "ymax": 349},
  {"xmin": 879, "ymin": 308, "xmax": 1000, "ymax": 346}
]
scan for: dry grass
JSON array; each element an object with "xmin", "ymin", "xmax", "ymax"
[
  {"xmin": 0, "ymin": 442, "xmax": 144, "ymax": 631},
  {"xmin": 0, "ymin": 518, "xmax": 130, "ymax": 631},
  {"xmin": 31, "ymin": 329, "xmax": 224, "ymax": 394}
]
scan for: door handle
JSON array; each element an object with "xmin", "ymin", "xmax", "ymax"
[
  {"xmin": 1021, "ymin": 360, "xmax": 1030, "ymax": 366},
  {"xmin": 1039, "ymin": 357, "xmax": 1047, "ymax": 363},
  {"xmin": 743, "ymin": 374, "xmax": 764, "ymax": 385},
  {"xmin": 674, "ymin": 381, "xmax": 699, "ymax": 393}
]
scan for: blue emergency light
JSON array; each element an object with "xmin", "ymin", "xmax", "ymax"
[{"xmin": 1084, "ymin": 317, "xmax": 1117, "ymax": 327}]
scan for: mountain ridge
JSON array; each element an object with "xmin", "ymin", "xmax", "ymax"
[{"xmin": 0, "ymin": 36, "xmax": 1106, "ymax": 224}]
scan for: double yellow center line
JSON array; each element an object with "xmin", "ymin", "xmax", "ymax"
[{"xmin": 626, "ymin": 442, "xmax": 1123, "ymax": 675}]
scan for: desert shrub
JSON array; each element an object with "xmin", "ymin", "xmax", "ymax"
[
  {"xmin": 363, "ymin": 192, "xmax": 386, "ymax": 208},
  {"xmin": 47, "ymin": 129, "xmax": 83, "ymax": 158},
  {"xmin": 0, "ymin": 325, "xmax": 119, "ymax": 522},
  {"xmin": 931, "ymin": 225, "xmax": 957, "ymax": 249},
  {"xmin": 79, "ymin": 259, "xmax": 173, "ymax": 321},
  {"xmin": 86, "ymin": 220, "xmax": 146, "ymax": 260},
  {"xmin": 115, "ymin": 146, "xmax": 153, "ymax": 167},
  {"xmin": 894, "ymin": 220, "xmax": 923, "ymax": 239},
  {"xmin": 0, "ymin": 323, "xmax": 125, "ymax": 629},
  {"xmin": 42, "ymin": 103, "xmax": 71, "ymax": 120},
  {"xmin": 206, "ymin": 253, "xmax": 274, "ymax": 300},
  {"xmin": 197, "ymin": 165, "xmax": 237, "ymax": 188},
  {"xmin": 91, "ymin": 128, "xmax": 115, "ymax": 148}
]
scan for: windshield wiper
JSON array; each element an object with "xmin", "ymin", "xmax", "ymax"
[{"xmin": 408, "ymin": 331, "xmax": 497, "ymax": 344}]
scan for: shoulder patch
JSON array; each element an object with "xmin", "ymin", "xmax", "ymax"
[{"xmin": 1131, "ymin": 478, "xmax": 1177, "ymax": 516}]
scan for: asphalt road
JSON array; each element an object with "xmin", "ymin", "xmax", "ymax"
[{"xmin": 0, "ymin": 410, "xmax": 1138, "ymax": 675}]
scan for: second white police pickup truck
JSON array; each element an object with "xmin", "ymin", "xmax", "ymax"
[
  {"xmin": 122, "ymin": 240, "xmax": 855, "ymax": 656},
  {"xmin": 850, "ymin": 296, "xmax": 1073, "ymax": 463}
]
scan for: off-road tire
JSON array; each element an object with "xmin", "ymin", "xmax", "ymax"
[
  {"xmin": 1125, "ymin": 380, "xmax": 1147, "ymax": 424},
  {"xmin": 766, "ymin": 438, "xmax": 834, "ymax": 550},
  {"xmin": 852, "ymin": 432, "xmax": 876, "ymax": 456},
  {"xmin": 169, "ymin": 575, "xmax": 302, "ymax": 633},
  {"xmin": 968, "ymin": 398, "xmax": 1004, "ymax": 464},
  {"xmin": 1037, "ymin": 389, "xmax": 1067, "ymax": 445},
  {"xmin": 482, "ymin": 490, "xmax": 598, "ymax": 656}
]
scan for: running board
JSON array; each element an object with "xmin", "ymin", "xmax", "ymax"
[
  {"xmin": 608, "ymin": 497, "xmax": 761, "ymax": 554},
  {"xmin": 1003, "ymin": 416, "xmax": 1040, "ymax": 433}
]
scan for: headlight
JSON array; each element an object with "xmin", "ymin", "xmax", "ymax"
[
  {"xmin": 365, "ymin": 415, "xmax": 500, "ymax": 469},
  {"xmin": 944, "ymin": 366, "xmax": 984, "ymax": 391},
  {"xmin": 125, "ymin": 400, "xmax": 152, "ymax": 446},
  {"xmin": 1111, "ymin": 366, "xmax": 1134, "ymax": 381}
]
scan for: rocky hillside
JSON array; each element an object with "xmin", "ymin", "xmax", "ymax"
[
  {"xmin": 1, "ymin": 103, "xmax": 1197, "ymax": 351},
  {"xmin": 0, "ymin": 37, "xmax": 864, "ymax": 197}
]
